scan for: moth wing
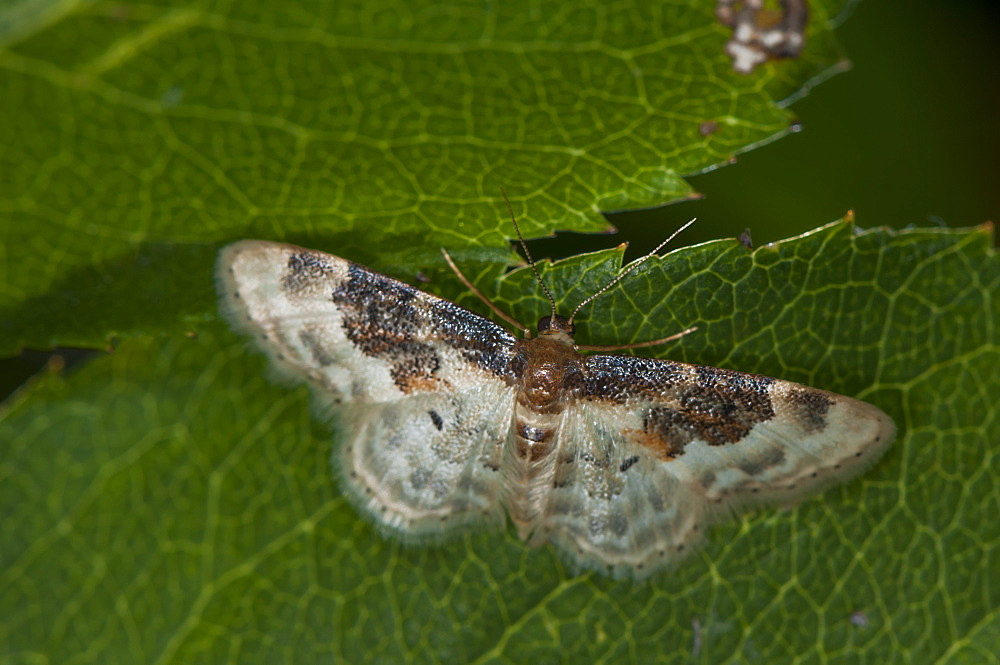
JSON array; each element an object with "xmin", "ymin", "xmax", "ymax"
[
  {"xmin": 338, "ymin": 382, "xmax": 515, "ymax": 539},
  {"xmin": 217, "ymin": 240, "xmax": 517, "ymax": 406},
  {"xmin": 217, "ymin": 240, "xmax": 520, "ymax": 536},
  {"xmin": 530, "ymin": 400, "xmax": 698, "ymax": 577},
  {"xmin": 534, "ymin": 354, "xmax": 895, "ymax": 577}
]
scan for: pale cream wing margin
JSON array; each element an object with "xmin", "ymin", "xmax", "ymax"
[{"xmin": 217, "ymin": 240, "xmax": 519, "ymax": 539}]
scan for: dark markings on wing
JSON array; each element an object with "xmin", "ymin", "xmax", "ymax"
[
  {"xmin": 435, "ymin": 301, "xmax": 515, "ymax": 378},
  {"xmin": 619, "ymin": 455, "xmax": 640, "ymax": 472},
  {"xmin": 315, "ymin": 260, "xmax": 515, "ymax": 393},
  {"xmin": 784, "ymin": 388, "xmax": 833, "ymax": 433},
  {"xmin": 582, "ymin": 355, "xmax": 690, "ymax": 403},
  {"xmin": 330, "ymin": 262, "xmax": 421, "ymax": 354},
  {"xmin": 584, "ymin": 355, "xmax": 777, "ymax": 458},
  {"xmin": 391, "ymin": 345, "xmax": 442, "ymax": 393},
  {"xmin": 428, "ymin": 409, "xmax": 444, "ymax": 431},
  {"xmin": 330, "ymin": 263, "xmax": 442, "ymax": 393},
  {"xmin": 283, "ymin": 251, "xmax": 335, "ymax": 293},
  {"xmin": 642, "ymin": 407, "xmax": 696, "ymax": 458},
  {"xmin": 737, "ymin": 446, "xmax": 786, "ymax": 476},
  {"xmin": 298, "ymin": 327, "xmax": 335, "ymax": 366},
  {"xmin": 677, "ymin": 366, "xmax": 775, "ymax": 444},
  {"xmin": 409, "ymin": 468, "xmax": 430, "ymax": 490}
]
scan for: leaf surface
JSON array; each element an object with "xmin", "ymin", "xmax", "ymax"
[
  {"xmin": 2, "ymin": 221, "xmax": 996, "ymax": 664},
  {"xmin": 0, "ymin": 0, "xmax": 851, "ymax": 353}
]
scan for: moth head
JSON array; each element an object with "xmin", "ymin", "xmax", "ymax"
[{"xmin": 537, "ymin": 314, "xmax": 575, "ymax": 339}]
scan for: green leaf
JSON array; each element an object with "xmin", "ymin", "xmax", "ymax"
[
  {"xmin": 0, "ymin": 0, "xmax": 852, "ymax": 353},
  {"xmin": 3, "ymin": 221, "xmax": 996, "ymax": 663}
]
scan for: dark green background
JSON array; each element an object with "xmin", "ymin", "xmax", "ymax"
[{"xmin": 537, "ymin": 0, "xmax": 1000, "ymax": 258}]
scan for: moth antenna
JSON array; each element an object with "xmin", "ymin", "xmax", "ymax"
[
  {"xmin": 577, "ymin": 326, "xmax": 698, "ymax": 352},
  {"xmin": 568, "ymin": 217, "xmax": 697, "ymax": 326},
  {"xmin": 502, "ymin": 187, "xmax": 558, "ymax": 320},
  {"xmin": 441, "ymin": 248, "xmax": 530, "ymax": 335}
]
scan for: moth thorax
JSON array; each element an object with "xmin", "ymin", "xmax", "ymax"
[{"xmin": 515, "ymin": 335, "xmax": 583, "ymax": 413}]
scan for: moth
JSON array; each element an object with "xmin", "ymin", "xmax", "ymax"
[{"xmin": 217, "ymin": 219, "xmax": 895, "ymax": 578}]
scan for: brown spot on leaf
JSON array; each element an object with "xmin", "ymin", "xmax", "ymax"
[{"xmin": 699, "ymin": 120, "xmax": 720, "ymax": 136}]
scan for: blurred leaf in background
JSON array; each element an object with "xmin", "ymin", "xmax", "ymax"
[
  {"xmin": 1, "ymin": 0, "xmax": 997, "ymax": 663},
  {"xmin": 0, "ymin": 0, "xmax": 847, "ymax": 353},
  {"xmin": 602, "ymin": 0, "xmax": 1000, "ymax": 253}
]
